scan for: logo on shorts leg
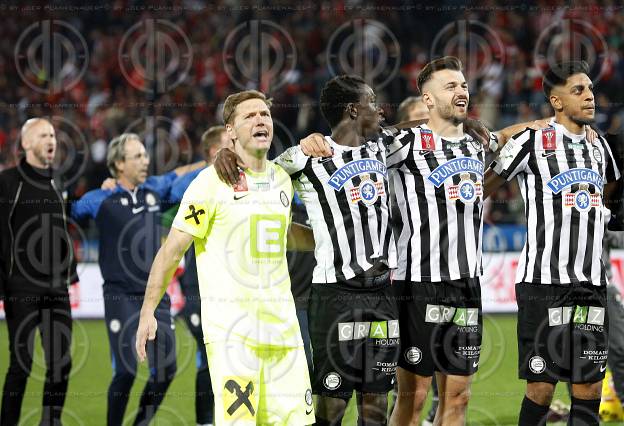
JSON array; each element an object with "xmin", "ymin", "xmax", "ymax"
[
  {"xmin": 223, "ymin": 377, "xmax": 256, "ymax": 419},
  {"xmin": 405, "ymin": 347, "xmax": 422, "ymax": 365},
  {"xmin": 323, "ymin": 372, "xmax": 342, "ymax": 390},
  {"xmin": 305, "ymin": 388, "xmax": 314, "ymax": 415},
  {"xmin": 529, "ymin": 356, "xmax": 546, "ymax": 374},
  {"xmin": 109, "ymin": 319, "xmax": 121, "ymax": 333}
]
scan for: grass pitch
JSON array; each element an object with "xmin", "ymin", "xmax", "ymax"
[{"xmin": 1, "ymin": 315, "xmax": 620, "ymax": 425}]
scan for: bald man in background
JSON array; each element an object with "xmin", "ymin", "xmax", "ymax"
[{"xmin": 0, "ymin": 118, "xmax": 78, "ymax": 425}]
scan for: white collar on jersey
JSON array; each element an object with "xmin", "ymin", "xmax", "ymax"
[
  {"xmin": 419, "ymin": 123, "xmax": 470, "ymax": 143},
  {"xmin": 548, "ymin": 118, "xmax": 588, "ymax": 141},
  {"xmin": 324, "ymin": 135, "xmax": 378, "ymax": 153}
]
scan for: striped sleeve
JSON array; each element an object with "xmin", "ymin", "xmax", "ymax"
[
  {"xmin": 274, "ymin": 146, "xmax": 309, "ymax": 177},
  {"xmin": 386, "ymin": 129, "xmax": 415, "ymax": 169},
  {"xmin": 490, "ymin": 130, "xmax": 533, "ymax": 181}
]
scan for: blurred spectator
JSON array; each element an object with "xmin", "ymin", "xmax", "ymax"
[{"xmin": 0, "ymin": 0, "xmax": 623, "ymax": 230}]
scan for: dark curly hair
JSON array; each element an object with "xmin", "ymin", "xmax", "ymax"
[
  {"xmin": 320, "ymin": 75, "xmax": 368, "ymax": 128},
  {"xmin": 542, "ymin": 61, "xmax": 590, "ymax": 98}
]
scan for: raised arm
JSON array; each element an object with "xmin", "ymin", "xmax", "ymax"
[
  {"xmin": 136, "ymin": 227, "xmax": 193, "ymax": 361},
  {"xmin": 173, "ymin": 160, "xmax": 206, "ymax": 177}
]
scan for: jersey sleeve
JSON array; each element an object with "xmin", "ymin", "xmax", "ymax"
[
  {"xmin": 274, "ymin": 146, "xmax": 309, "ymax": 176},
  {"xmin": 171, "ymin": 168, "xmax": 217, "ymax": 239},
  {"xmin": 489, "ymin": 129, "xmax": 533, "ymax": 181},
  {"xmin": 71, "ymin": 189, "xmax": 109, "ymax": 221},
  {"xmin": 144, "ymin": 171, "xmax": 177, "ymax": 200},
  {"xmin": 602, "ymin": 136, "xmax": 622, "ymax": 183},
  {"xmin": 385, "ymin": 128, "xmax": 415, "ymax": 169}
]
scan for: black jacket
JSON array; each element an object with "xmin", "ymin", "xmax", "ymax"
[{"xmin": 0, "ymin": 158, "xmax": 78, "ymax": 298}]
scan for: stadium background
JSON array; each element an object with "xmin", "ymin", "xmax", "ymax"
[{"xmin": 0, "ymin": 0, "xmax": 623, "ymax": 424}]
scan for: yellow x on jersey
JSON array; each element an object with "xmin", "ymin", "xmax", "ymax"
[{"xmin": 172, "ymin": 164, "xmax": 302, "ymax": 348}]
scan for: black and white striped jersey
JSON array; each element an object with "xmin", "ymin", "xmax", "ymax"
[
  {"xmin": 489, "ymin": 121, "xmax": 621, "ymax": 286},
  {"xmin": 275, "ymin": 136, "xmax": 396, "ymax": 284},
  {"xmin": 386, "ymin": 124, "xmax": 485, "ymax": 282}
]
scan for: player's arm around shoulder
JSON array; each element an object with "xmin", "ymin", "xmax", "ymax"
[{"xmin": 484, "ymin": 127, "xmax": 535, "ymax": 199}]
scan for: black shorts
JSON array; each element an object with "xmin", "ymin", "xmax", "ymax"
[
  {"xmin": 396, "ymin": 278, "xmax": 482, "ymax": 377},
  {"xmin": 516, "ymin": 282, "xmax": 608, "ymax": 384},
  {"xmin": 308, "ymin": 275, "xmax": 400, "ymax": 400}
]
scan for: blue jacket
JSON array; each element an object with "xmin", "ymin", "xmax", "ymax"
[
  {"xmin": 169, "ymin": 167, "xmax": 203, "ymax": 203},
  {"xmin": 72, "ymin": 172, "xmax": 177, "ymax": 294}
]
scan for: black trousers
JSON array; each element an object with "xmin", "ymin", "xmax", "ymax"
[{"xmin": 1, "ymin": 290, "xmax": 72, "ymax": 426}]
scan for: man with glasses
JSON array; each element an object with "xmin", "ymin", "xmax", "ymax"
[{"xmin": 72, "ymin": 133, "xmax": 203, "ymax": 425}]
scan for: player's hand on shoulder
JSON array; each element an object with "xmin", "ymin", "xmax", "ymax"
[
  {"xmin": 300, "ymin": 133, "xmax": 332, "ymax": 157},
  {"xmin": 464, "ymin": 118, "xmax": 491, "ymax": 150},
  {"xmin": 585, "ymin": 126, "xmax": 599, "ymax": 143},
  {"xmin": 101, "ymin": 178, "xmax": 117, "ymax": 190},
  {"xmin": 135, "ymin": 313, "xmax": 157, "ymax": 362},
  {"xmin": 526, "ymin": 118, "xmax": 551, "ymax": 131},
  {"xmin": 214, "ymin": 147, "xmax": 246, "ymax": 186}
]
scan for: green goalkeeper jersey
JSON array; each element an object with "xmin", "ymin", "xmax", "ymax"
[{"xmin": 172, "ymin": 164, "xmax": 302, "ymax": 348}]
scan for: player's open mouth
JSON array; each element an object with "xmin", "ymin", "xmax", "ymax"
[
  {"xmin": 455, "ymin": 99, "xmax": 467, "ymax": 108},
  {"xmin": 253, "ymin": 130, "xmax": 269, "ymax": 141}
]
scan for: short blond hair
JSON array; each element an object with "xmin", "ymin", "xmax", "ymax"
[
  {"xmin": 201, "ymin": 125, "xmax": 226, "ymax": 153},
  {"xmin": 396, "ymin": 96, "xmax": 423, "ymax": 123},
  {"xmin": 222, "ymin": 90, "xmax": 272, "ymax": 125}
]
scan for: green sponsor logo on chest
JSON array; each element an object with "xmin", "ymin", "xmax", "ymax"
[{"xmin": 250, "ymin": 214, "xmax": 287, "ymax": 259}]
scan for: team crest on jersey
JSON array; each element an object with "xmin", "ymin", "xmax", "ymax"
[
  {"xmin": 420, "ymin": 129, "xmax": 435, "ymax": 150},
  {"xmin": 593, "ymin": 146, "xmax": 603, "ymax": 163},
  {"xmin": 328, "ymin": 159, "xmax": 387, "ymax": 190},
  {"xmin": 564, "ymin": 183, "xmax": 600, "ymax": 211},
  {"xmin": 468, "ymin": 135, "xmax": 482, "ymax": 151},
  {"xmin": 145, "ymin": 193, "xmax": 156, "ymax": 206},
  {"xmin": 546, "ymin": 168, "xmax": 604, "ymax": 194},
  {"xmin": 233, "ymin": 171, "xmax": 248, "ymax": 192},
  {"xmin": 448, "ymin": 173, "xmax": 482, "ymax": 203},
  {"xmin": 427, "ymin": 158, "xmax": 483, "ymax": 204},
  {"xmin": 349, "ymin": 174, "xmax": 384, "ymax": 206},
  {"xmin": 542, "ymin": 127, "xmax": 556, "ymax": 150}
]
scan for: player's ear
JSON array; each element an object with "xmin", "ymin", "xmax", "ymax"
[
  {"xmin": 346, "ymin": 103, "xmax": 358, "ymax": 120},
  {"xmin": 422, "ymin": 92, "xmax": 434, "ymax": 108},
  {"xmin": 225, "ymin": 123, "xmax": 237, "ymax": 143},
  {"xmin": 549, "ymin": 94, "xmax": 562, "ymax": 112},
  {"xmin": 21, "ymin": 137, "xmax": 30, "ymax": 151},
  {"xmin": 114, "ymin": 159, "xmax": 124, "ymax": 176}
]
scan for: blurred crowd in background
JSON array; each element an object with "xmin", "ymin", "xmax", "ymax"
[{"xmin": 0, "ymin": 0, "xmax": 622, "ymax": 228}]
